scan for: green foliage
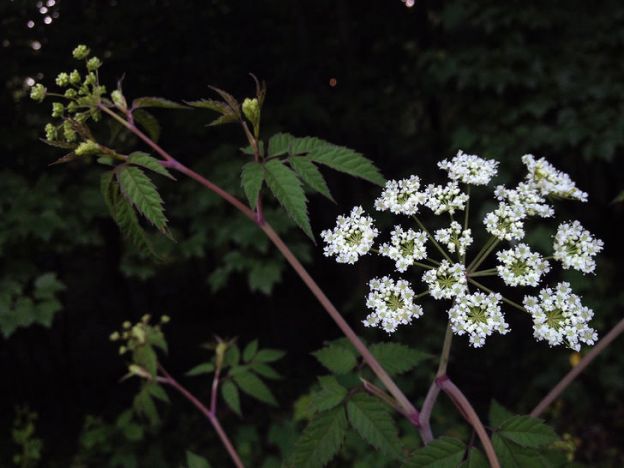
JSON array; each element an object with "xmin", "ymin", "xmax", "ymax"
[
  {"xmin": 186, "ymin": 451, "xmax": 212, "ymax": 468},
  {"xmin": 489, "ymin": 400, "xmax": 515, "ymax": 429},
  {"xmin": 127, "ymin": 152, "xmax": 175, "ymax": 180},
  {"xmin": 232, "ymin": 371, "xmax": 278, "ymax": 406},
  {"xmin": 312, "ymin": 343, "xmax": 358, "ymax": 374},
  {"xmin": 288, "ymin": 156, "xmax": 335, "ymax": 202},
  {"xmin": 496, "ymin": 415, "xmax": 558, "ymax": 448},
  {"xmin": 221, "ymin": 381, "xmax": 242, "ymax": 416},
  {"xmin": 292, "ymin": 406, "xmax": 348, "ymax": 468},
  {"xmin": 132, "ymin": 97, "xmax": 188, "ymax": 110},
  {"xmin": 311, "ymin": 376, "xmax": 348, "ymax": 412},
  {"xmin": 240, "ymin": 162, "xmax": 264, "ymax": 209},
  {"xmin": 406, "ymin": 436, "xmax": 465, "ymax": 467},
  {"xmin": 369, "ymin": 343, "xmax": 430, "ymax": 376},
  {"xmin": 11, "ymin": 406, "xmax": 43, "ymax": 468},
  {"xmin": 133, "ymin": 109, "xmax": 161, "ymax": 142}
]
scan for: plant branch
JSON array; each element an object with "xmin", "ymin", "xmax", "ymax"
[
  {"xmin": 467, "ymin": 235, "xmax": 496, "ymax": 272},
  {"xmin": 418, "ymin": 380, "xmax": 440, "ymax": 444},
  {"xmin": 468, "ymin": 237, "xmax": 500, "ymax": 273},
  {"xmin": 436, "ymin": 323, "xmax": 454, "ymax": 377},
  {"xmin": 360, "ymin": 378, "xmax": 404, "ymax": 415},
  {"xmin": 413, "ymin": 215, "xmax": 453, "ymax": 262}
]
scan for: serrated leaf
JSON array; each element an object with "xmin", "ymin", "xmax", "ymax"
[
  {"xmin": 312, "ymin": 344, "xmax": 357, "ymax": 374},
  {"xmin": 289, "ymin": 136, "xmax": 385, "ymax": 186},
  {"xmin": 133, "ymin": 109, "xmax": 161, "ymax": 142},
  {"xmin": 497, "ymin": 415, "xmax": 558, "ymax": 448},
  {"xmin": 268, "ymin": 133, "xmax": 295, "ymax": 157},
  {"xmin": 186, "ymin": 450, "xmax": 212, "ymax": 468},
  {"xmin": 289, "ymin": 157, "xmax": 334, "ymax": 202},
  {"xmin": 492, "ymin": 434, "xmax": 540, "ymax": 468},
  {"xmin": 132, "ymin": 96, "xmax": 188, "ymax": 109},
  {"xmin": 243, "ymin": 340, "xmax": 259, "ymax": 362},
  {"xmin": 241, "ymin": 162, "xmax": 264, "ymax": 209},
  {"xmin": 312, "ymin": 376, "xmax": 347, "ymax": 412},
  {"xmin": 116, "ymin": 166, "xmax": 168, "ymax": 233},
  {"xmin": 464, "ymin": 448, "xmax": 489, "ymax": 468},
  {"xmin": 186, "ymin": 362, "xmax": 215, "ymax": 376},
  {"xmin": 406, "ymin": 436, "xmax": 465, "ymax": 467},
  {"xmin": 128, "ymin": 152, "xmax": 175, "ymax": 180},
  {"xmin": 207, "ymin": 86, "xmax": 240, "ymax": 115},
  {"xmin": 489, "ymin": 400, "xmax": 514, "ymax": 429},
  {"xmin": 369, "ymin": 343, "xmax": 429, "ymax": 376},
  {"xmin": 185, "ymin": 99, "xmax": 230, "ymax": 113},
  {"xmin": 250, "ymin": 363, "xmax": 282, "ymax": 380},
  {"xmin": 221, "ymin": 380, "xmax": 241, "ymax": 416},
  {"xmin": 207, "ymin": 113, "xmax": 238, "ymax": 127},
  {"xmin": 232, "ymin": 371, "xmax": 278, "ymax": 406},
  {"xmin": 263, "ymin": 159, "xmax": 313, "ymax": 240},
  {"xmin": 292, "ymin": 406, "xmax": 348, "ymax": 468},
  {"xmin": 254, "ymin": 349, "xmax": 285, "ymax": 363},
  {"xmin": 346, "ymin": 393, "xmax": 402, "ymax": 458}
]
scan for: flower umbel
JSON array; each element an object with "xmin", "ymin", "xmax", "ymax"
[
  {"xmin": 483, "ymin": 203, "xmax": 525, "ymax": 241},
  {"xmin": 364, "ymin": 276, "xmax": 424, "ymax": 333},
  {"xmin": 522, "ymin": 154, "xmax": 588, "ymax": 201},
  {"xmin": 448, "ymin": 292, "xmax": 509, "ymax": 347},
  {"xmin": 379, "ymin": 226, "xmax": 428, "ymax": 273},
  {"xmin": 553, "ymin": 220, "xmax": 604, "ymax": 274},
  {"xmin": 424, "ymin": 182, "xmax": 469, "ymax": 215},
  {"xmin": 374, "ymin": 175, "xmax": 427, "ymax": 215},
  {"xmin": 438, "ymin": 150, "xmax": 499, "ymax": 186},
  {"xmin": 422, "ymin": 260, "xmax": 467, "ymax": 299},
  {"xmin": 434, "ymin": 221, "xmax": 473, "ymax": 257},
  {"xmin": 321, "ymin": 206, "xmax": 378, "ymax": 264},
  {"xmin": 494, "ymin": 182, "xmax": 554, "ymax": 218},
  {"xmin": 496, "ymin": 244, "xmax": 551, "ymax": 287}
]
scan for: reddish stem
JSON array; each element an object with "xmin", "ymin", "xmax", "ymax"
[{"xmin": 418, "ymin": 380, "xmax": 440, "ymax": 444}]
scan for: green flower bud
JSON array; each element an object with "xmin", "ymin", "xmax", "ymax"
[
  {"xmin": 84, "ymin": 72, "xmax": 96, "ymax": 86},
  {"xmin": 55, "ymin": 72, "xmax": 70, "ymax": 87},
  {"xmin": 109, "ymin": 331, "xmax": 120, "ymax": 341},
  {"xmin": 75, "ymin": 139, "xmax": 100, "ymax": 156},
  {"xmin": 69, "ymin": 69, "xmax": 81, "ymax": 85},
  {"xmin": 242, "ymin": 97, "xmax": 260, "ymax": 125},
  {"xmin": 30, "ymin": 83, "xmax": 47, "ymax": 102},
  {"xmin": 86, "ymin": 56, "xmax": 102, "ymax": 71},
  {"xmin": 64, "ymin": 88, "xmax": 77, "ymax": 99},
  {"xmin": 45, "ymin": 123, "xmax": 57, "ymax": 141},
  {"xmin": 72, "ymin": 44, "xmax": 90, "ymax": 60},
  {"xmin": 111, "ymin": 90, "xmax": 127, "ymax": 111},
  {"xmin": 67, "ymin": 101, "xmax": 78, "ymax": 113},
  {"xmin": 51, "ymin": 102, "xmax": 64, "ymax": 118},
  {"xmin": 63, "ymin": 120, "xmax": 77, "ymax": 142}
]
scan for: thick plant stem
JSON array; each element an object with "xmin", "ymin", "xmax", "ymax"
[
  {"xmin": 531, "ymin": 317, "xmax": 624, "ymax": 417},
  {"xmin": 436, "ymin": 323, "xmax": 454, "ymax": 378},
  {"xmin": 437, "ymin": 376, "xmax": 500, "ymax": 468},
  {"xmin": 418, "ymin": 381, "xmax": 440, "ymax": 444},
  {"xmin": 159, "ymin": 366, "xmax": 244, "ymax": 468}
]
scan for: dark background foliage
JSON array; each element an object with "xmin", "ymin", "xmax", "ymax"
[{"xmin": 1, "ymin": 0, "xmax": 623, "ymax": 465}]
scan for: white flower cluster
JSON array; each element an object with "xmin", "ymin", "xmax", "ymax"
[
  {"xmin": 379, "ymin": 226, "xmax": 428, "ymax": 273},
  {"xmin": 434, "ymin": 221, "xmax": 473, "ymax": 256},
  {"xmin": 522, "ymin": 154, "xmax": 588, "ymax": 202},
  {"xmin": 483, "ymin": 203, "xmax": 525, "ymax": 241},
  {"xmin": 494, "ymin": 182, "xmax": 554, "ymax": 218},
  {"xmin": 553, "ymin": 221, "xmax": 604, "ymax": 274},
  {"xmin": 422, "ymin": 260, "xmax": 467, "ymax": 299},
  {"xmin": 448, "ymin": 292, "xmax": 509, "ymax": 347},
  {"xmin": 321, "ymin": 206, "xmax": 378, "ymax": 264},
  {"xmin": 374, "ymin": 175, "xmax": 427, "ymax": 215},
  {"xmin": 524, "ymin": 282, "xmax": 598, "ymax": 351},
  {"xmin": 438, "ymin": 150, "xmax": 499, "ymax": 186},
  {"xmin": 364, "ymin": 276, "xmax": 424, "ymax": 333},
  {"xmin": 496, "ymin": 244, "xmax": 550, "ymax": 287},
  {"xmin": 424, "ymin": 182, "xmax": 469, "ymax": 215}
]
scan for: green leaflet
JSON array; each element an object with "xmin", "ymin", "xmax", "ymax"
[
  {"xmin": 406, "ymin": 436, "xmax": 465, "ymax": 467},
  {"xmin": 221, "ymin": 380, "xmax": 242, "ymax": 416},
  {"xmin": 311, "ymin": 376, "xmax": 347, "ymax": 412},
  {"xmin": 463, "ymin": 448, "xmax": 489, "ymax": 468},
  {"xmin": 496, "ymin": 415, "xmax": 558, "ymax": 448},
  {"xmin": 289, "ymin": 156, "xmax": 334, "ymax": 202},
  {"xmin": 127, "ymin": 152, "xmax": 175, "ymax": 180},
  {"xmin": 268, "ymin": 132, "xmax": 295, "ymax": 157},
  {"xmin": 489, "ymin": 400, "xmax": 515, "ymax": 429},
  {"xmin": 249, "ymin": 363, "xmax": 282, "ymax": 380},
  {"xmin": 369, "ymin": 342, "xmax": 430, "ymax": 376},
  {"xmin": 133, "ymin": 385, "xmax": 159, "ymax": 426},
  {"xmin": 312, "ymin": 344, "xmax": 357, "ymax": 374},
  {"xmin": 133, "ymin": 109, "xmax": 161, "ymax": 142},
  {"xmin": 185, "ymin": 362, "xmax": 215, "ymax": 376},
  {"xmin": 116, "ymin": 165, "xmax": 168, "ymax": 234},
  {"xmin": 263, "ymin": 159, "xmax": 313, "ymax": 240},
  {"xmin": 346, "ymin": 393, "xmax": 402, "ymax": 459},
  {"xmin": 232, "ymin": 371, "xmax": 278, "ymax": 406},
  {"xmin": 186, "ymin": 451, "xmax": 212, "ymax": 468},
  {"xmin": 240, "ymin": 162, "xmax": 264, "ymax": 209},
  {"xmin": 243, "ymin": 339, "xmax": 259, "ymax": 362},
  {"xmin": 132, "ymin": 96, "xmax": 189, "ymax": 109},
  {"xmin": 292, "ymin": 406, "xmax": 348, "ymax": 468}
]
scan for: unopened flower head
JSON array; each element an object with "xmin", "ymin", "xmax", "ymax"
[
  {"xmin": 434, "ymin": 221, "xmax": 473, "ymax": 257},
  {"xmin": 494, "ymin": 182, "xmax": 554, "ymax": 218},
  {"xmin": 30, "ymin": 83, "xmax": 47, "ymax": 102},
  {"xmin": 364, "ymin": 276, "xmax": 423, "ymax": 333},
  {"xmin": 553, "ymin": 220, "xmax": 603, "ymax": 274},
  {"xmin": 422, "ymin": 260, "xmax": 467, "ymax": 299},
  {"xmin": 424, "ymin": 182, "xmax": 469, "ymax": 215},
  {"xmin": 496, "ymin": 243, "xmax": 550, "ymax": 287},
  {"xmin": 72, "ymin": 44, "xmax": 90, "ymax": 60},
  {"xmin": 379, "ymin": 226, "xmax": 428, "ymax": 273},
  {"xmin": 524, "ymin": 282, "xmax": 597, "ymax": 351},
  {"xmin": 522, "ymin": 154, "xmax": 588, "ymax": 202},
  {"xmin": 374, "ymin": 175, "xmax": 427, "ymax": 215},
  {"xmin": 321, "ymin": 206, "xmax": 378, "ymax": 264},
  {"xmin": 484, "ymin": 203, "xmax": 525, "ymax": 241},
  {"xmin": 438, "ymin": 150, "xmax": 499, "ymax": 185},
  {"xmin": 448, "ymin": 292, "xmax": 509, "ymax": 347}
]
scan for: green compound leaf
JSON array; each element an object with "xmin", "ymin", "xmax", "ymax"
[
  {"xmin": 311, "ymin": 376, "xmax": 348, "ymax": 412},
  {"xmin": 289, "ymin": 156, "xmax": 334, "ymax": 202},
  {"xmin": 186, "ymin": 451, "xmax": 212, "ymax": 468},
  {"xmin": 312, "ymin": 344, "xmax": 357, "ymax": 374},
  {"xmin": 406, "ymin": 436, "xmax": 465, "ymax": 467},
  {"xmin": 132, "ymin": 96, "xmax": 189, "ymax": 109},
  {"xmin": 496, "ymin": 415, "xmax": 558, "ymax": 448},
  {"xmin": 346, "ymin": 393, "xmax": 402, "ymax": 459},
  {"xmin": 249, "ymin": 363, "xmax": 282, "ymax": 380},
  {"xmin": 232, "ymin": 371, "xmax": 278, "ymax": 406},
  {"xmin": 268, "ymin": 132, "xmax": 295, "ymax": 157},
  {"xmin": 240, "ymin": 161, "xmax": 264, "ymax": 209},
  {"xmin": 242, "ymin": 339, "xmax": 259, "ymax": 362},
  {"xmin": 116, "ymin": 166, "xmax": 168, "ymax": 234},
  {"xmin": 133, "ymin": 109, "xmax": 161, "ymax": 142},
  {"xmin": 263, "ymin": 159, "xmax": 313, "ymax": 240},
  {"xmin": 489, "ymin": 400, "xmax": 515, "ymax": 429},
  {"xmin": 128, "ymin": 151, "xmax": 175, "ymax": 180},
  {"xmin": 369, "ymin": 342, "xmax": 430, "ymax": 376},
  {"xmin": 492, "ymin": 433, "xmax": 541, "ymax": 468},
  {"xmin": 292, "ymin": 406, "xmax": 348, "ymax": 468},
  {"xmin": 221, "ymin": 380, "xmax": 241, "ymax": 416},
  {"xmin": 289, "ymin": 136, "xmax": 385, "ymax": 186},
  {"xmin": 185, "ymin": 362, "xmax": 215, "ymax": 376}
]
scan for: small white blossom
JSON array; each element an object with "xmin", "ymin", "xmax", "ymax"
[
  {"xmin": 438, "ymin": 150, "xmax": 499, "ymax": 186},
  {"xmin": 494, "ymin": 182, "xmax": 554, "ymax": 218},
  {"xmin": 422, "ymin": 260, "xmax": 468, "ymax": 299},
  {"xmin": 524, "ymin": 282, "xmax": 598, "ymax": 351},
  {"xmin": 434, "ymin": 221, "xmax": 473, "ymax": 257},
  {"xmin": 496, "ymin": 244, "xmax": 550, "ymax": 287},
  {"xmin": 321, "ymin": 206, "xmax": 379, "ymax": 264},
  {"xmin": 448, "ymin": 292, "xmax": 509, "ymax": 347},
  {"xmin": 379, "ymin": 226, "xmax": 428, "ymax": 273},
  {"xmin": 374, "ymin": 175, "xmax": 427, "ymax": 215},
  {"xmin": 553, "ymin": 221, "xmax": 604, "ymax": 274},
  {"xmin": 424, "ymin": 182, "xmax": 469, "ymax": 215},
  {"xmin": 364, "ymin": 276, "xmax": 424, "ymax": 333},
  {"xmin": 483, "ymin": 203, "xmax": 525, "ymax": 241},
  {"xmin": 522, "ymin": 154, "xmax": 588, "ymax": 202}
]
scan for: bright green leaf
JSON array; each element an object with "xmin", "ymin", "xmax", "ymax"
[
  {"xmin": 312, "ymin": 344, "xmax": 357, "ymax": 374},
  {"xmin": 311, "ymin": 376, "xmax": 347, "ymax": 412},
  {"xmin": 232, "ymin": 371, "xmax": 278, "ymax": 406},
  {"xmin": 128, "ymin": 152, "xmax": 175, "ymax": 180},
  {"xmin": 497, "ymin": 415, "xmax": 558, "ymax": 448},
  {"xmin": 240, "ymin": 162, "xmax": 264, "ymax": 209},
  {"xmin": 289, "ymin": 157, "xmax": 334, "ymax": 202},
  {"xmin": 406, "ymin": 436, "xmax": 465, "ymax": 467},
  {"xmin": 292, "ymin": 406, "xmax": 348, "ymax": 468},
  {"xmin": 116, "ymin": 166, "xmax": 168, "ymax": 234},
  {"xmin": 369, "ymin": 342, "xmax": 430, "ymax": 376},
  {"xmin": 186, "ymin": 362, "xmax": 215, "ymax": 376},
  {"xmin": 268, "ymin": 132, "xmax": 295, "ymax": 157},
  {"xmin": 133, "ymin": 109, "xmax": 161, "ymax": 142},
  {"xmin": 221, "ymin": 380, "xmax": 241, "ymax": 416}
]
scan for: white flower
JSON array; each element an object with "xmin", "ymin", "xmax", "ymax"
[
  {"xmin": 434, "ymin": 221, "xmax": 473, "ymax": 257},
  {"xmin": 523, "ymin": 282, "xmax": 598, "ymax": 351},
  {"xmin": 321, "ymin": 206, "xmax": 379, "ymax": 264},
  {"xmin": 364, "ymin": 276, "xmax": 424, "ymax": 333},
  {"xmin": 483, "ymin": 203, "xmax": 525, "ymax": 241},
  {"xmin": 374, "ymin": 175, "xmax": 427, "ymax": 215},
  {"xmin": 522, "ymin": 154, "xmax": 588, "ymax": 202},
  {"xmin": 438, "ymin": 150, "xmax": 499, "ymax": 185},
  {"xmin": 448, "ymin": 292, "xmax": 509, "ymax": 347},
  {"xmin": 422, "ymin": 260, "xmax": 468, "ymax": 299},
  {"xmin": 553, "ymin": 221, "xmax": 604, "ymax": 274},
  {"xmin": 424, "ymin": 182, "xmax": 469, "ymax": 215},
  {"xmin": 494, "ymin": 182, "xmax": 554, "ymax": 218},
  {"xmin": 379, "ymin": 226, "xmax": 428, "ymax": 273},
  {"xmin": 496, "ymin": 244, "xmax": 550, "ymax": 287}
]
